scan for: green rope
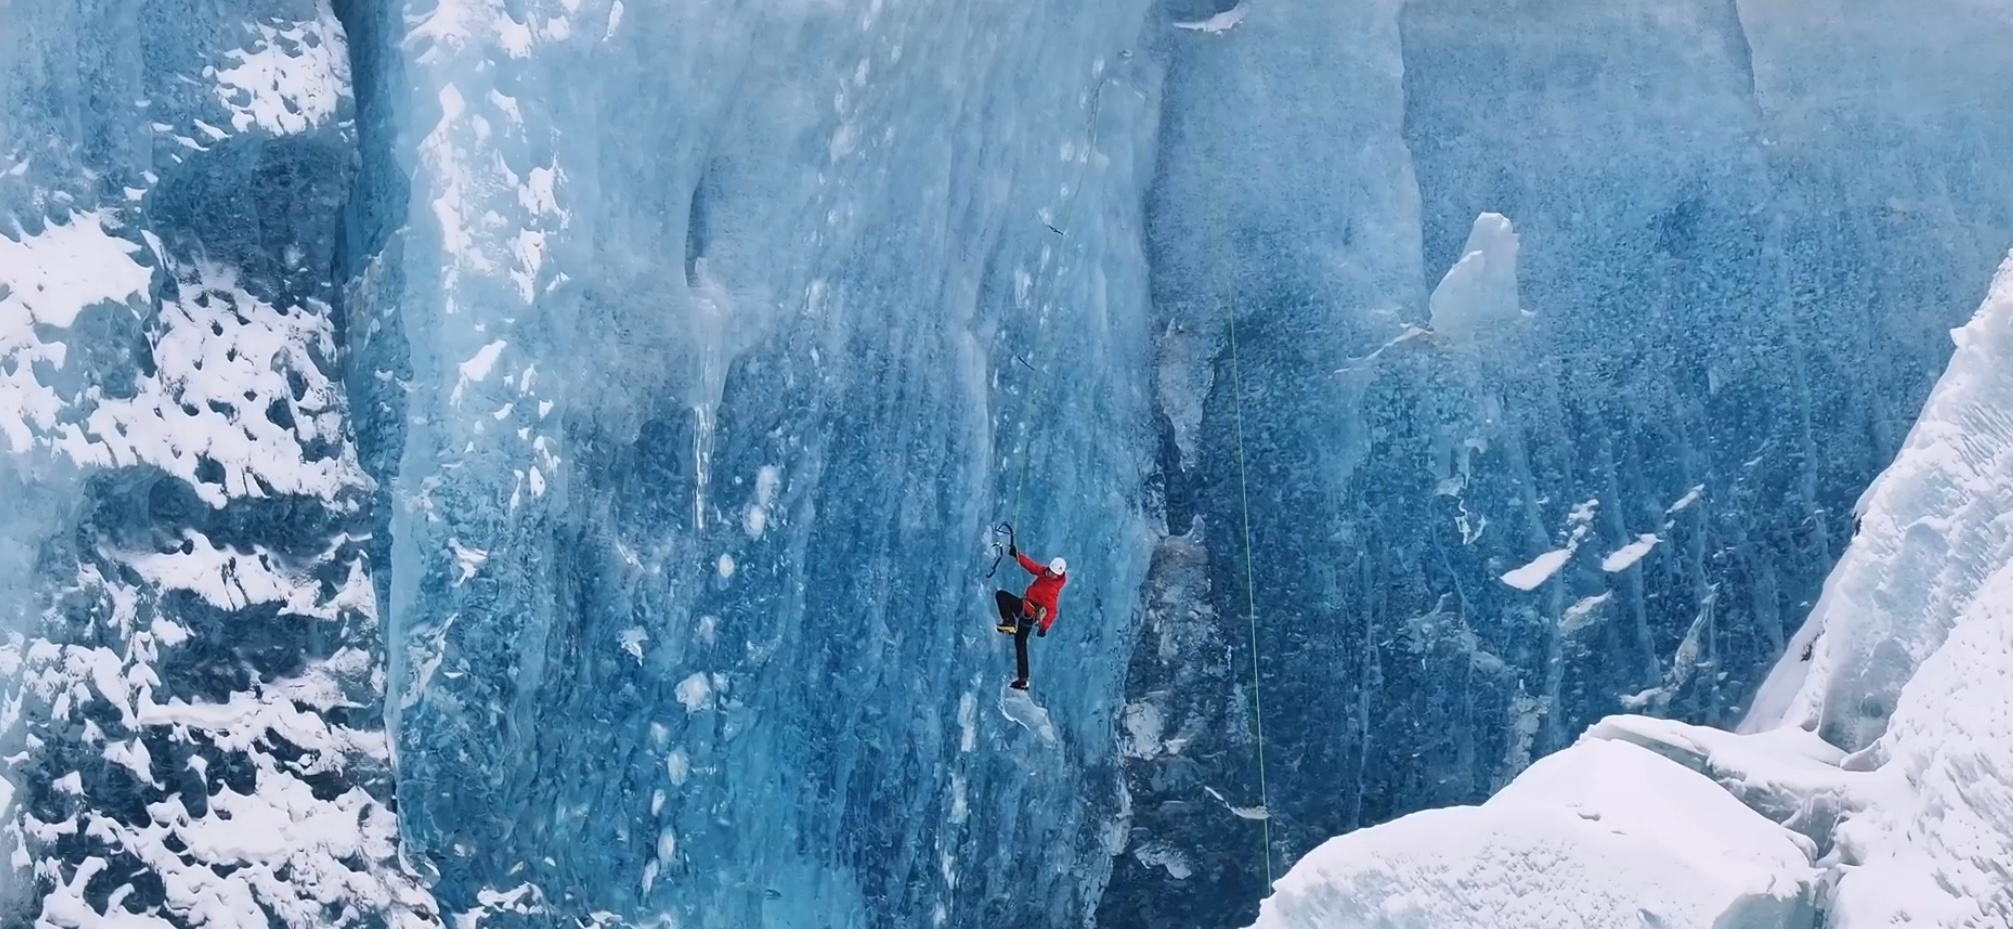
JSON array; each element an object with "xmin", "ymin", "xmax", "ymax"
[{"xmin": 1221, "ymin": 268, "xmax": 1275, "ymax": 889}]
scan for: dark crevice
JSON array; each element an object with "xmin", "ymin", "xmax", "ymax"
[
  {"xmin": 328, "ymin": 0, "xmax": 414, "ymax": 686},
  {"xmin": 685, "ymin": 165, "xmax": 716, "ymax": 287}
]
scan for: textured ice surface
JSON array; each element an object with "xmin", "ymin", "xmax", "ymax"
[
  {"xmin": 1113, "ymin": 1, "xmax": 2013, "ymax": 922},
  {"xmin": 342, "ymin": 0, "xmax": 1160, "ymax": 923},
  {"xmin": 1747, "ymin": 252, "xmax": 2013, "ymax": 749},
  {"xmin": 1250, "ymin": 249, "xmax": 2013, "ymax": 929},
  {"xmin": 0, "ymin": 0, "xmax": 429, "ymax": 925},
  {"xmin": 9, "ymin": 0, "xmax": 2013, "ymax": 926}
]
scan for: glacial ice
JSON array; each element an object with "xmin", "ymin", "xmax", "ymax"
[
  {"xmin": 1122, "ymin": 0, "xmax": 2013, "ymax": 918},
  {"xmin": 1247, "ymin": 250, "xmax": 2013, "ymax": 929},
  {"xmin": 999, "ymin": 685, "xmax": 1059, "ymax": 745},
  {"xmin": 344, "ymin": 0, "xmax": 1162, "ymax": 922},
  {"xmin": 1746, "ymin": 251, "xmax": 2013, "ymax": 750},
  {"xmin": 7, "ymin": 0, "xmax": 2013, "ymax": 926}
]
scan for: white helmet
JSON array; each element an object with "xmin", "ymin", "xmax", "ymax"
[{"xmin": 1048, "ymin": 557, "xmax": 1068, "ymax": 575}]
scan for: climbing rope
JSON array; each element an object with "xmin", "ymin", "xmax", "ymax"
[
  {"xmin": 989, "ymin": 52, "xmax": 1277, "ymax": 890},
  {"xmin": 1219, "ymin": 256, "xmax": 1275, "ymax": 888}
]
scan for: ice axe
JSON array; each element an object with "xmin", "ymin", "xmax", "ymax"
[{"xmin": 984, "ymin": 521, "xmax": 1016, "ymax": 578}]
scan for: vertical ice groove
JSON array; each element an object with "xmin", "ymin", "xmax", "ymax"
[
  {"xmin": 387, "ymin": 1, "xmax": 580, "ymax": 911},
  {"xmin": 1112, "ymin": 0, "xmax": 1427, "ymax": 925}
]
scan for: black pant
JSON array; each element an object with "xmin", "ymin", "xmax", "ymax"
[{"xmin": 994, "ymin": 590, "xmax": 1032, "ymax": 684}]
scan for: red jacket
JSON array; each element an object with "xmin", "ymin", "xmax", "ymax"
[{"xmin": 1017, "ymin": 553, "xmax": 1068, "ymax": 632}]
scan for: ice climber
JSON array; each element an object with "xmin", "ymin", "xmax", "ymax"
[{"xmin": 993, "ymin": 539, "xmax": 1068, "ymax": 691}]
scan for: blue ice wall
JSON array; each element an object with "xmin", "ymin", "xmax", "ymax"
[
  {"xmin": 1107, "ymin": 1, "xmax": 2013, "ymax": 927},
  {"xmin": 1101, "ymin": 2, "xmax": 1424, "ymax": 923},
  {"xmin": 9, "ymin": 0, "xmax": 2013, "ymax": 927},
  {"xmin": 344, "ymin": 0, "xmax": 1162, "ymax": 924}
]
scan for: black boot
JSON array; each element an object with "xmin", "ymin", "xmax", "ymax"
[
  {"xmin": 994, "ymin": 591, "xmax": 1024, "ymax": 634},
  {"xmin": 1009, "ymin": 679, "xmax": 1029, "ymax": 691}
]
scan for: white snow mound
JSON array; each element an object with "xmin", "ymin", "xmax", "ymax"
[
  {"xmin": 1248, "ymin": 735, "xmax": 1816, "ymax": 929},
  {"xmin": 1746, "ymin": 249, "xmax": 2013, "ymax": 749}
]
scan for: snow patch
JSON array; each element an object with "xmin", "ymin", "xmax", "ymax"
[
  {"xmin": 126, "ymin": 532, "xmax": 359, "ymax": 620},
  {"xmin": 1499, "ymin": 548, "xmax": 1570, "ymax": 591},
  {"xmin": 675, "ymin": 673, "xmax": 713, "ymax": 713},
  {"xmin": 1666, "ymin": 485, "xmax": 1704, "ymax": 513},
  {"xmin": 743, "ymin": 465, "xmax": 782, "ymax": 539},
  {"xmin": 1560, "ymin": 593, "xmax": 1611, "ymax": 637},
  {"xmin": 213, "ymin": 4, "xmax": 351, "ymax": 135},
  {"xmin": 1172, "ymin": 1, "xmax": 1248, "ymax": 34},
  {"xmin": 999, "ymin": 684, "xmax": 1055, "ymax": 744},
  {"xmin": 1203, "ymin": 785, "xmax": 1271, "ymax": 821},
  {"xmin": 0, "ymin": 210, "xmax": 153, "ymax": 328},
  {"xmin": 1133, "ymin": 841, "xmax": 1194, "ymax": 879},
  {"xmin": 1600, "ymin": 534, "xmax": 1660, "ymax": 573},
  {"xmin": 449, "ymin": 538, "xmax": 488, "ymax": 585},
  {"xmin": 618, "ymin": 627, "xmax": 647, "ymax": 663},
  {"xmin": 1499, "ymin": 498, "xmax": 1597, "ymax": 590},
  {"xmin": 0, "ymin": 211, "xmax": 154, "ymax": 454},
  {"xmin": 452, "ymin": 340, "xmax": 508, "ymax": 406},
  {"xmin": 26, "ymin": 263, "xmax": 364, "ymax": 505}
]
